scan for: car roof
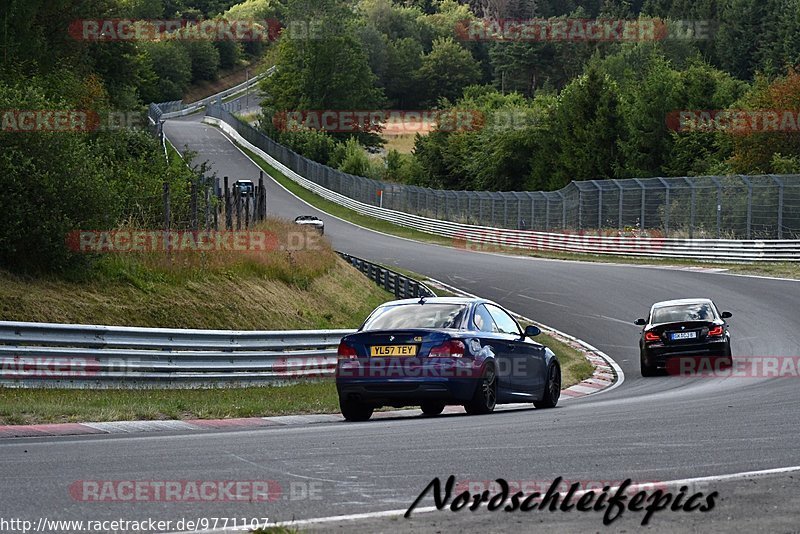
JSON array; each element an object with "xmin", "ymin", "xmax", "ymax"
[
  {"xmin": 652, "ymin": 298, "xmax": 714, "ymax": 309},
  {"xmin": 379, "ymin": 296, "xmax": 488, "ymax": 307}
]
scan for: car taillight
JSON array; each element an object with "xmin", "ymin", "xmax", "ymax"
[
  {"xmin": 644, "ymin": 331, "xmax": 661, "ymax": 342},
  {"xmin": 429, "ymin": 340, "xmax": 465, "ymax": 358},
  {"xmin": 708, "ymin": 325, "xmax": 724, "ymax": 337},
  {"xmin": 337, "ymin": 341, "xmax": 358, "ymax": 359}
]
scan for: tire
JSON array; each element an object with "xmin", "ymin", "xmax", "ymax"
[
  {"xmin": 716, "ymin": 343, "xmax": 733, "ymax": 368},
  {"xmin": 534, "ymin": 363, "xmax": 561, "ymax": 409},
  {"xmin": 464, "ymin": 364, "xmax": 497, "ymax": 415},
  {"xmin": 640, "ymin": 351, "xmax": 658, "ymax": 377},
  {"xmin": 339, "ymin": 398, "xmax": 373, "ymax": 422},
  {"xmin": 420, "ymin": 402, "xmax": 445, "ymax": 416}
]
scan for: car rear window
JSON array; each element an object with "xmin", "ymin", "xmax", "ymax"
[
  {"xmin": 651, "ymin": 303, "xmax": 715, "ymax": 324},
  {"xmin": 362, "ymin": 304, "xmax": 467, "ymax": 331}
]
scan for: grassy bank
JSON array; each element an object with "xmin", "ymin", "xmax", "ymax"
[
  {"xmin": 236, "ymin": 143, "xmax": 800, "ymax": 281},
  {"xmin": 0, "ymin": 219, "xmax": 390, "ymax": 329}
]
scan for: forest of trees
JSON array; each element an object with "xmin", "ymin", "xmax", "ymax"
[
  {"xmin": 257, "ymin": 0, "xmax": 800, "ymax": 191},
  {"xmin": 1, "ymin": 0, "xmax": 799, "ymax": 273},
  {"xmin": 0, "ymin": 0, "xmax": 257, "ymax": 272}
]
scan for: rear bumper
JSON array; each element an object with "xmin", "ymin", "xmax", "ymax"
[
  {"xmin": 643, "ymin": 339, "xmax": 729, "ymax": 368},
  {"xmin": 336, "ymin": 378, "xmax": 478, "ymax": 406}
]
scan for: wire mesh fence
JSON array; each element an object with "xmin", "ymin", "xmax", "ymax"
[{"xmin": 204, "ymin": 105, "xmax": 800, "ymax": 239}]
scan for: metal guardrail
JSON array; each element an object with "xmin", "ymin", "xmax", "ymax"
[
  {"xmin": 203, "ymin": 112, "xmax": 800, "ymax": 262},
  {"xmin": 149, "ymin": 68, "xmax": 273, "ymax": 123},
  {"xmin": 0, "ymin": 321, "xmax": 353, "ymax": 388},
  {"xmin": 337, "ymin": 252, "xmax": 435, "ymax": 299}
]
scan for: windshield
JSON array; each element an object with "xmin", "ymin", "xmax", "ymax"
[
  {"xmin": 362, "ymin": 304, "xmax": 467, "ymax": 331},
  {"xmin": 652, "ymin": 303, "xmax": 715, "ymax": 324}
]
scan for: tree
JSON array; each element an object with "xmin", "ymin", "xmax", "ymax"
[
  {"xmin": 548, "ymin": 65, "xmax": 623, "ymax": 186},
  {"xmin": 417, "ymin": 37, "xmax": 481, "ymax": 105},
  {"xmin": 262, "ymin": 0, "xmax": 385, "ymax": 112},
  {"xmin": 616, "ymin": 53, "xmax": 682, "ymax": 177},
  {"xmin": 181, "ymin": 38, "xmax": 221, "ymax": 82}
]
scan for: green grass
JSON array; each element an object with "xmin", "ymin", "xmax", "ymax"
[
  {"xmin": 0, "ymin": 383, "xmax": 339, "ymax": 425},
  {"xmin": 235, "ymin": 143, "xmax": 800, "ymax": 280}
]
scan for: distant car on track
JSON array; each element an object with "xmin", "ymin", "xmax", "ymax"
[
  {"xmin": 293, "ymin": 215, "xmax": 324, "ymax": 234},
  {"xmin": 635, "ymin": 298, "xmax": 732, "ymax": 377},
  {"xmin": 335, "ymin": 297, "xmax": 561, "ymax": 421},
  {"xmin": 233, "ymin": 179, "xmax": 254, "ymax": 198}
]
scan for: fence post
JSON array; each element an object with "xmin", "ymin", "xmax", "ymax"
[
  {"xmin": 162, "ymin": 182, "xmax": 171, "ymax": 254},
  {"xmin": 205, "ymin": 185, "xmax": 211, "ymax": 230},
  {"xmin": 258, "ymin": 174, "xmax": 266, "ymax": 220},
  {"xmin": 244, "ymin": 191, "xmax": 250, "ymax": 229},
  {"xmin": 545, "ymin": 196, "xmax": 551, "ymax": 230},
  {"xmin": 592, "ymin": 181, "xmax": 602, "ymax": 230},
  {"xmin": 711, "ymin": 176, "xmax": 722, "ymax": 238},
  {"xmin": 772, "ymin": 175, "xmax": 784, "ymax": 239},
  {"xmin": 578, "ymin": 189, "xmax": 583, "ymax": 230},
  {"xmin": 633, "ymin": 179, "xmax": 645, "ymax": 230},
  {"xmin": 557, "ymin": 191, "xmax": 566, "ymax": 230},
  {"xmin": 235, "ymin": 186, "xmax": 242, "ymax": 231},
  {"xmin": 190, "ymin": 180, "xmax": 198, "ymax": 231},
  {"xmin": 657, "ymin": 178, "xmax": 670, "ymax": 237},
  {"xmin": 224, "ymin": 176, "xmax": 232, "ymax": 230},
  {"xmin": 741, "ymin": 175, "xmax": 752, "ymax": 239},
  {"xmin": 613, "ymin": 180, "xmax": 623, "ymax": 230},
  {"xmin": 690, "ymin": 181, "xmax": 696, "ymax": 238}
]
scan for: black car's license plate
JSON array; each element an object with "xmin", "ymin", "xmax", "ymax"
[{"xmin": 670, "ymin": 331, "xmax": 697, "ymax": 341}]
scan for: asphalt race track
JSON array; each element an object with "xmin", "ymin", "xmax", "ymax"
[{"xmin": 2, "ymin": 105, "xmax": 798, "ymax": 533}]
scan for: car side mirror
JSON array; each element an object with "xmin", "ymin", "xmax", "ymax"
[
  {"xmin": 524, "ymin": 325, "xmax": 541, "ymax": 337},
  {"xmin": 721, "ymin": 311, "xmax": 732, "ymax": 319},
  {"xmin": 634, "ymin": 318, "xmax": 647, "ymax": 326}
]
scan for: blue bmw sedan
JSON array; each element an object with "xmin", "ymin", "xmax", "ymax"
[{"xmin": 335, "ymin": 297, "xmax": 561, "ymax": 421}]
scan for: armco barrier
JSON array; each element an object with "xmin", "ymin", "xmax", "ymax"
[
  {"xmin": 150, "ymin": 67, "xmax": 273, "ymax": 123},
  {"xmin": 202, "ymin": 111, "xmax": 800, "ymax": 262},
  {"xmin": 337, "ymin": 252, "xmax": 435, "ymax": 299},
  {"xmin": 0, "ymin": 321, "xmax": 354, "ymax": 388}
]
